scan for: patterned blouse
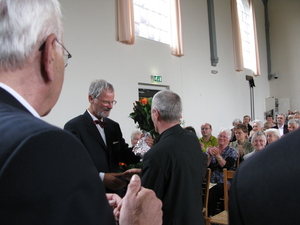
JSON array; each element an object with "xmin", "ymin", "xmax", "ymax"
[{"xmin": 207, "ymin": 146, "xmax": 238, "ymax": 183}]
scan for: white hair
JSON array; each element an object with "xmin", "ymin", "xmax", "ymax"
[
  {"xmin": 217, "ymin": 127, "xmax": 231, "ymax": 140},
  {"xmin": 0, "ymin": 0, "xmax": 62, "ymax": 71}
]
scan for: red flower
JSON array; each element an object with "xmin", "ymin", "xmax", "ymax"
[{"xmin": 139, "ymin": 98, "xmax": 148, "ymax": 105}]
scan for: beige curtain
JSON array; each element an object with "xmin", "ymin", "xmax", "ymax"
[
  {"xmin": 230, "ymin": 0, "xmax": 244, "ymax": 71},
  {"xmin": 118, "ymin": 0, "xmax": 135, "ymax": 44},
  {"xmin": 170, "ymin": 0, "xmax": 184, "ymax": 56},
  {"xmin": 249, "ymin": 0, "xmax": 261, "ymax": 76}
]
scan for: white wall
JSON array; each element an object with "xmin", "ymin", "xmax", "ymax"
[
  {"xmin": 43, "ymin": 0, "xmax": 271, "ymax": 142},
  {"xmin": 268, "ymin": 0, "xmax": 300, "ymax": 112}
]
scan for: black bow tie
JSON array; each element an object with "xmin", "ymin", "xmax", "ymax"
[{"xmin": 93, "ymin": 120, "xmax": 107, "ymax": 128}]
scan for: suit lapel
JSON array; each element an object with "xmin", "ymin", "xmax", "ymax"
[{"xmin": 83, "ymin": 111, "xmax": 108, "ymax": 151}]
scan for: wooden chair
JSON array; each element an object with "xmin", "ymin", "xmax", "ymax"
[
  {"xmin": 203, "ymin": 168, "xmax": 211, "ymax": 219},
  {"xmin": 206, "ymin": 168, "xmax": 235, "ymax": 225}
]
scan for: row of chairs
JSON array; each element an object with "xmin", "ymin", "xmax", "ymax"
[{"xmin": 203, "ymin": 168, "xmax": 235, "ymax": 225}]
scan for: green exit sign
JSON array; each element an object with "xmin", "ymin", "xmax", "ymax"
[{"xmin": 151, "ymin": 75, "xmax": 162, "ymax": 83}]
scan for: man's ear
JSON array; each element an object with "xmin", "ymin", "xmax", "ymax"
[
  {"xmin": 88, "ymin": 95, "xmax": 94, "ymax": 103},
  {"xmin": 40, "ymin": 33, "xmax": 57, "ymax": 82},
  {"xmin": 152, "ymin": 108, "xmax": 160, "ymax": 120}
]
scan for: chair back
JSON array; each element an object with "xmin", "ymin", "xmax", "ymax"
[
  {"xmin": 203, "ymin": 168, "xmax": 211, "ymax": 218},
  {"xmin": 223, "ymin": 168, "xmax": 235, "ymax": 211}
]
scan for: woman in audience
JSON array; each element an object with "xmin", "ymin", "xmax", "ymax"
[
  {"xmin": 248, "ymin": 120, "xmax": 264, "ymax": 141},
  {"xmin": 263, "ymin": 122, "xmax": 271, "ymax": 131},
  {"xmin": 244, "ymin": 131, "xmax": 266, "ymax": 160},
  {"xmin": 207, "ymin": 128, "xmax": 237, "ymax": 216},
  {"xmin": 131, "ymin": 129, "xmax": 142, "ymax": 146},
  {"xmin": 230, "ymin": 118, "xmax": 242, "ymax": 142},
  {"xmin": 266, "ymin": 114, "xmax": 276, "ymax": 127},
  {"xmin": 288, "ymin": 119, "xmax": 300, "ymax": 132},
  {"xmin": 229, "ymin": 124, "xmax": 254, "ymax": 164},
  {"xmin": 265, "ymin": 128, "xmax": 280, "ymax": 145}
]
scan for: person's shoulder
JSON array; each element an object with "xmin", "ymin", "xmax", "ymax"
[
  {"xmin": 211, "ymin": 135, "xmax": 218, "ymax": 140},
  {"xmin": 65, "ymin": 113, "xmax": 86, "ymax": 125}
]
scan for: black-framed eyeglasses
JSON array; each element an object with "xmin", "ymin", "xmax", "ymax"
[
  {"xmin": 98, "ymin": 100, "xmax": 117, "ymax": 106},
  {"xmin": 39, "ymin": 39, "xmax": 72, "ymax": 67}
]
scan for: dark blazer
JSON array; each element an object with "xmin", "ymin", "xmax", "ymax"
[
  {"xmin": 229, "ymin": 130, "xmax": 300, "ymax": 225},
  {"xmin": 0, "ymin": 88, "xmax": 115, "ymax": 224},
  {"xmin": 141, "ymin": 124, "xmax": 205, "ymax": 225},
  {"xmin": 64, "ymin": 111, "xmax": 140, "ymax": 173},
  {"xmin": 272, "ymin": 124, "xmax": 289, "ymax": 135}
]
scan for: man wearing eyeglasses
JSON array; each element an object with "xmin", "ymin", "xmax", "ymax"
[
  {"xmin": 199, "ymin": 123, "xmax": 218, "ymax": 152},
  {"xmin": 0, "ymin": 1, "xmax": 162, "ymax": 224},
  {"xmin": 64, "ymin": 79, "xmax": 148, "ymax": 195}
]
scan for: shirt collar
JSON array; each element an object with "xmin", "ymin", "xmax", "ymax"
[{"xmin": 0, "ymin": 82, "xmax": 40, "ymax": 118}]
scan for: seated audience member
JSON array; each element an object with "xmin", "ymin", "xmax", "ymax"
[
  {"xmin": 273, "ymin": 113, "xmax": 289, "ymax": 136},
  {"xmin": 199, "ymin": 123, "xmax": 218, "ymax": 152},
  {"xmin": 131, "ymin": 130, "xmax": 143, "ymax": 146},
  {"xmin": 229, "ymin": 129, "xmax": 300, "ymax": 225},
  {"xmin": 265, "ymin": 128, "xmax": 280, "ymax": 145},
  {"xmin": 207, "ymin": 128, "xmax": 237, "ymax": 216},
  {"xmin": 287, "ymin": 114, "xmax": 294, "ymax": 122},
  {"xmin": 244, "ymin": 131, "xmax": 266, "ymax": 160},
  {"xmin": 294, "ymin": 112, "xmax": 300, "ymax": 120},
  {"xmin": 249, "ymin": 119, "xmax": 264, "ymax": 141},
  {"xmin": 185, "ymin": 126, "xmax": 197, "ymax": 135},
  {"xmin": 243, "ymin": 115, "xmax": 253, "ymax": 135},
  {"xmin": 266, "ymin": 114, "xmax": 276, "ymax": 127},
  {"xmin": 229, "ymin": 124, "xmax": 254, "ymax": 163},
  {"xmin": 288, "ymin": 119, "xmax": 300, "ymax": 132},
  {"xmin": 263, "ymin": 121, "xmax": 271, "ymax": 131},
  {"xmin": 230, "ymin": 118, "xmax": 242, "ymax": 142}
]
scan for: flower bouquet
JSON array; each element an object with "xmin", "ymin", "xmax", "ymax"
[{"xmin": 129, "ymin": 97, "xmax": 158, "ymax": 157}]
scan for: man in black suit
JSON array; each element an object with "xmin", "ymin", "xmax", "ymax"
[
  {"xmin": 141, "ymin": 90, "xmax": 205, "ymax": 225},
  {"xmin": 229, "ymin": 129, "xmax": 300, "ymax": 224},
  {"xmin": 0, "ymin": 1, "xmax": 162, "ymax": 224},
  {"xmin": 272, "ymin": 113, "xmax": 289, "ymax": 136},
  {"xmin": 64, "ymin": 80, "xmax": 145, "ymax": 194}
]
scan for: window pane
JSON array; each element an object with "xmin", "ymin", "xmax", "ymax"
[
  {"xmin": 133, "ymin": 0, "xmax": 170, "ymax": 44},
  {"xmin": 237, "ymin": 0, "xmax": 256, "ymax": 71}
]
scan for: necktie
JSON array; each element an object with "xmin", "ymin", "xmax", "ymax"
[{"xmin": 93, "ymin": 120, "xmax": 107, "ymax": 128}]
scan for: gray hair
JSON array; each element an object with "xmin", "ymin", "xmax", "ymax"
[
  {"xmin": 264, "ymin": 128, "xmax": 280, "ymax": 139},
  {"xmin": 288, "ymin": 119, "xmax": 300, "ymax": 127},
  {"xmin": 232, "ymin": 118, "xmax": 242, "ymax": 126},
  {"xmin": 217, "ymin": 127, "xmax": 231, "ymax": 140},
  {"xmin": 152, "ymin": 90, "xmax": 182, "ymax": 123},
  {"xmin": 131, "ymin": 129, "xmax": 143, "ymax": 141},
  {"xmin": 88, "ymin": 79, "xmax": 114, "ymax": 99},
  {"xmin": 0, "ymin": 0, "xmax": 62, "ymax": 71},
  {"xmin": 252, "ymin": 119, "xmax": 264, "ymax": 128},
  {"xmin": 251, "ymin": 131, "xmax": 266, "ymax": 144}
]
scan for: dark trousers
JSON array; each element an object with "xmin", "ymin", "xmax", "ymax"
[{"xmin": 208, "ymin": 183, "xmax": 224, "ymax": 216}]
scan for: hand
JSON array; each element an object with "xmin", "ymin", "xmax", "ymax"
[
  {"xmin": 117, "ymin": 174, "xmax": 163, "ymax": 225},
  {"xmin": 122, "ymin": 168, "xmax": 142, "ymax": 180},
  {"xmin": 106, "ymin": 193, "xmax": 122, "ymax": 221},
  {"xmin": 145, "ymin": 137, "xmax": 154, "ymax": 147},
  {"xmin": 208, "ymin": 146, "xmax": 218, "ymax": 156},
  {"xmin": 103, "ymin": 173, "xmax": 127, "ymax": 190}
]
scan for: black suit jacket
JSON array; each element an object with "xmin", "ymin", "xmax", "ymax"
[
  {"xmin": 229, "ymin": 130, "xmax": 300, "ymax": 225},
  {"xmin": 272, "ymin": 124, "xmax": 289, "ymax": 135},
  {"xmin": 64, "ymin": 111, "xmax": 140, "ymax": 173},
  {"xmin": 141, "ymin": 124, "xmax": 205, "ymax": 225},
  {"xmin": 0, "ymin": 88, "xmax": 115, "ymax": 225}
]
